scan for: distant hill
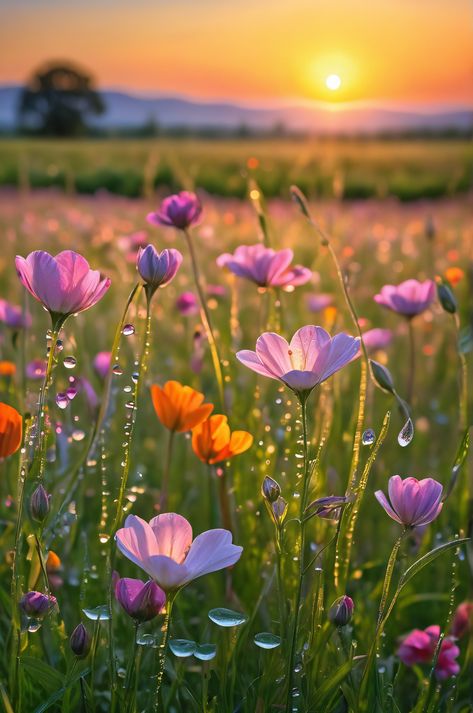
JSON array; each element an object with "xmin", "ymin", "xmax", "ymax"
[{"xmin": 1, "ymin": 84, "xmax": 472, "ymax": 135}]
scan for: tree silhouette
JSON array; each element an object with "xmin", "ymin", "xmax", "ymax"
[{"xmin": 18, "ymin": 61, "xmax": 105, "ymax": 137}]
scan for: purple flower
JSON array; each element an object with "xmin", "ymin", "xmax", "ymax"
[
  {"xmin": 20, "ymin": 591, "xmax": 57, "ymax": 618},
  {"xmin": 217, "ymin": 244, "xmax": 311, "ymax": 289},
  {"xmin": 137, "ymin": 245, "xmax": 183, "ymax": 294},
  {"xmin": 93, "ymin": 351, "xmax": 112, "ymax": 380},
  {"xmin": 375, "ymin": 475, "xmax": 443, "ymax": 527},
  {"xmin": 362, "ymin": 328, "xmax": 393, "ymax": 352},
  {"xmin": 114, "ymin": 574, "xmax": 166, "ymax": 622},
  {"xmin": 30, "ymin": 484, "xmax": 50, "ymax": 523},
  {"xmin": 26, "ymin": 359, "xmax": 47, "ymax": 380},
  {"xmin": 237, "ymin": 326, "xmax": 360, "ymax": 394},
  {"xmin": 147, "ymin": 192, "xmax": 202, "ymax": 230},
  {"xmin": 374, "ymin": 279, "xmax": 435, "ymax": 317},
  {"xmin": 176, "ymin": 292, "xmax": 199, "ymax": 316},
  {"xmin": 306, "ymin": 293, "xmax": 333, "ymax": 313},
  {"xmin": 397, "ymin": 625, "xmax": 460, "ymax": 680},
  {"xmin": 70, "ymin": 623, "xmax": 91, "ymax": 657},
  {"xmin": 0, "ymin": 299, "xmax": 31, "ymax": 329},
  {"xmin": 328, "ymin": 595, "xmax": 354, "ymax": 627},
  {"xmin": 15, "ymin": 251, "xmax": 111, "ymax": 322}
]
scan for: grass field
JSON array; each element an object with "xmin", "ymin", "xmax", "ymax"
[{"xmin": 1, "ymin": 137, "xmax": 473, "ymax": 200}]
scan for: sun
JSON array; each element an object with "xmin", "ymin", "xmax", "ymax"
[{"xmin": 325, "ymin": 74, "xmax": 342, "ymax": 91}]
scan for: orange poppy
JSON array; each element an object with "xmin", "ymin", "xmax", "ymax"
[
  {"xmin": 445, "ymin": 267, "xmax": 464, "ymax": 286},
  {"xmin": 46, "ymin": 551, "xmax": 62, "ymax": 571},
  {"xmin": 0, "ymin": 402, "xmax": 22, "ymax": 458},
  {"xmin": 192, "ymin": 414, "xmax": 253, "ymax": 465},
  {"xmin": 151, "ymin": 380, "xmax": 214, "ymax": 433},
  {"xmin": 0, "ymin": 361, "xmax": 16, "ymax": 377}
]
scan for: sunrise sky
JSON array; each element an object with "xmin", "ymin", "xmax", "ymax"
[{"xmin": 1, "ymin": 0, "xmax": 473, "ymax": 109}]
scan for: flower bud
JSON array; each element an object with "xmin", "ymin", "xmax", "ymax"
[
  {"xmin": 370, "ymin": 359, "xmax": 395, "ymax": 394},
  {"xmin": 70, "ymin": 623, "xmax": 91, "ymax": 658},
  {"xmin": 114, "ymin": 576, "xmax": 165, "ymax": 622},
  {"xmin": 271, "ymin": 496, "xmax": 288, "ymax": 525},
  {"xmin": 20, "ymin": 591, "xmax": 57, "ymax": 619},
  {"xmin": 328, "ymin": 595, "xmax": 354, "ymax": 627},
  {"xmin": 30, "ymin": 484, "xmax": 50, "ymax": 523},
  {"xmin": 437, "ymin": 281, "xmax": 457, "ymax": 315},
  {"xmin": 261, "ymin": 476, "xmax": 281, "ymax": 503}
]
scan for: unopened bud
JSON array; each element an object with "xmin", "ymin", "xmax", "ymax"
[
  {"xmin": 271, "ymin": 496, "xmax": 288, "ymax": 525},
  {"xmin": 370, "ymin": 359, "xmax": 395, "ymax": 394},
  {"xmin": 261, "ymin": 476, "xmax": 281, "ymax": 503},
  {"xmin": 20, "ymin": 591, "xmax": 56, "ymax": 619},
  {"xmin": 70, "ymin": 623, "xmax": 91, "ymax": 658},
  {"xmin": 328, "ymin": 595, "xmax": 354, "ymax": 627},
  {"xmin": 30, "ymin": 484, "xmax": 50, "ymax": 523},
  {"xmin": 437, "ymin": 281, "xmax": 457, "ymax": 315}
]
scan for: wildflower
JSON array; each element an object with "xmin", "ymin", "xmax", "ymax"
[
  {"xmin": 191, "ymin": 414, "xmax": 253, "ymax": 464},
  {"xmin": 261, "ymin": 476, "xmax": 281, "ymax": 503},
  {"xmin": 151, "ymin": 381, "xmax": 213, "ymax": 433},
  {"xmin": 115, "ymin": 512, "xmax": 242, "ymax": 592},
  {"xmin": 397, "ymin": 625, "xmax": 460, "ymax": 680},
  {"xmin": 362, "ymin": 328, "xmax": 393, "ymax": 352},
  {"xmin": 451, "ymin": 601, "xmax": 473, "ymax": 639},
  {"xmin": 0, "ymin": 298, "xmax": 31, "ymax": 330},
  {"xmin": 20, "ymin": 591, "xmax": 57, "ymax": 618},
  {"xmin": 70, "ymin": 623, "xmax": 91, "ymax": 657},
  {"xmin": 306, "ymin": 293, "xmax": 333, "ymax": 313},
  {"xmin": 15, "ymin": 250, "xmax": 111, "ymax": 325},
  {"xmin": 0, "ymin": 361, "xmax": 16, "ymax": 377},
  {"xmin": 0, "ymin": 402, "xmax": 22, "ymax": 458},
  {"xmin": 217, "ymin": 244, "xmax": 311, "ymax": 289},
  {"xmin": 374, "ymin": 279, "xmax": 435, "ymax": 317},
  {"xmin": 93, "ymin": 351, "xmax": 111, "ymax": 379},
  {"xmin": 328, "ymin": 595, "xmax": 354, "ymax": 627},
  {"xmin": 26, "ymin": 359, "xmax": 46, "ymax": 380},
  {"xmin": 114, "ymin": 574, "xmax": 165, "ymax": 622},
  {"xmin": 30, "ymin": 484, "xmax": 50, "ymax": 523},
  {"xmin": 137, "ymin": 245, "xmax": 183, "ymax": 297},
  {"xmin": 147, "ymin": 191, "xmax": 202, "ymax": 230},
  {"xmin": 236, "ymin": 325, "xmax": 359, "ymax": 396},
  {"xmin": 375, "ymin": 475, "xmax": 443, "ymax": 527},
  {"xmin": 176, "ymin": 291, "xmax": 199, "ymax": 316},
  {"xmin": 444, "ymin": 267, "xmax": 464, "ymax": 286}
]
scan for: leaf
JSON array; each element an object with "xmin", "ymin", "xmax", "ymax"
[
  {"xmin": 0, "ymin": 683, "xmax": 15, "ymax": 713},
  {"xmin": 313, "ymin": 659, "xmax": 354, "ymax": 709},
  {"xmin": 444, "ymin": 429, "xmax": 470, "ymax": 500},
  {"xmin": 398, "ymin": 538, "xmax": 469, "ymax": 590},
  {"xmin": 21, "ymin": 655, "xmax": 64, "ymax": 691},
  {"xmin": 32, "ymin": 668, "xmax": 90, "ymax": 713}
]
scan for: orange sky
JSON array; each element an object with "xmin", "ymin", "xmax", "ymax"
[{"xmin": 2, "ymin": 0, "xmax": 473, "ymax": 107}]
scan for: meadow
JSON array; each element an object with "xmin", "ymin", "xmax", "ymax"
[
  {"xmin": 0, "ymin": 136, "xmax": 472, "ymax": 200},
  {"xmin": 0, "ymin": 173, "xmax": 472, "ymax": 713}
]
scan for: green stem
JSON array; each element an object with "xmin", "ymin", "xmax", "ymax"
[
  {"xmin": 125, "ymin": 621, "xmax": 140, "ymax": 713},
  {"xmin": 184, "ymin": 228, "xmax": 225, "ymax": 408},
  {"xmin": 159, "ymin": 430, "xmax": 175, "ymax": 512},
  {"xmin": 37, "ymin": 326, "xmax": 60, "ymax": 481},
  {"xmin": 153, "ymin": 595, "xmax": 175, "ymax": 713},
  {"xmin": 407, "ymin": 317, "xmax": 416, "ymax": 406},
  {"xmin": 217, "ymin": 466, "xmax": 233, "ymax": 533},
  {"xmin": 453, "ymin": 313, "xmax": 468, "ymax": 431}
]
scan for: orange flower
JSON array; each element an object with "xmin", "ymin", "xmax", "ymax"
[
  {"xmin": 151, "ymin": 381, "xmax": 213, "ymax": 433},
  {"xmin": 46, "ymin": 551, "xmax": 61, "ymax": 571},
  {"xmin": 0, "ymin": 402, "xmax": 22, "ymax": 458},
  {"xmin": 445, "ymin": 267, "xmax": 464, "ymax": 286},
  {"xmin": 192, "ymin": 414, "xmax": 253, "ymax": 465},
  {"xmin": 0, "ymin": 361, "xmax": 16, "ymax": 377}
]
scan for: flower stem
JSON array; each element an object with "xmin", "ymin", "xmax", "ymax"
[
  {"xmin": 407, "ymin": 317, "xmax": 416, "ymax": 405},
  {"xmin": 159, "ymin": 430, "xmax": 175, "ymax": 512},
  {"xmin": 125, "ymin": 621, "xmax": 140, "ymax": 713},
  {"xmin": 217, "ymin": 466, "xmax": 233, "ymax": 533},
  {"xmin": 37, "ymin": 326, "xmax": 60, "ymax": 481},
  {"xmin": 153, "ymin": 595, "xmax": 175, "ymax": 712},
  {"xmin": 184, "ymin": 228, "xmax": 225, "ymax": 408}
]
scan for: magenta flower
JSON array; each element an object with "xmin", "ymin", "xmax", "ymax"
[
  {"xmin": 147, "ymin": 192, "xmax": 202, "ymax": 230},
  {"xmin": 374, "ymin": 279, "xmax": 435, "ymax": 317},
  {"xmin": 137, "ymin": 245, "xmax": 183, "ymax": 295},
  {"xmin": 26, "ymin": 359, "xmax": 47, "ymax": 380},
  {"xmin": 451, "ymin": 601, "xmax": 473, "ymax": 639},
  {"xmin": 397, "ymin": 625, "xmax": 460, "ymax": 680},
  {"xmin": 20, "ymin": 591, "xmax": 57, "ymax": 618},
  {"xmin": 217, "ymin": 244, "xmax": 311, "ymax": 289},
  {"xmin": 93, "ymin": 351, "xmax": 112, "ymax": 380},
  {"xmin": 362, "ymin": 328, "xmax": 393, "ymax": 352},
  {"xmin": 236, "ymin": 326, "xmax": 359, "ymax": 394},
  {"xmin": 116, "ymin": 512, "xmax": 242, "ymax": 592},
  {"xmin": 15, "ymin": 251, "xmax": 111, "ymax": 324},
  {"xmin": 176, "ymin": 292, "xmax": 199, "ymax": 316},
  {"xmin": 306, "ymin": 293, "xmax": 333, "ymax": 313},
  {"xmin": 375, "ymin": 475, "xmax": 443, "ymax": 527},
  {"xmin": 0, "ymin": 299, "xmax": 31, "ymax": 330},
  {"xmin": 114, "ymin": 574, "xmax": 166, "ymax": 622}
]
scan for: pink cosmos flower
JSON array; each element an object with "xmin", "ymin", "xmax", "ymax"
[
  {"xmin": 115, "ymin": 512, "xmax": 242, "ymax": 592},
  {"xmin": 113, "ymin": 573, "xmax": 165, "ymax": 622},
  {"xmin": 362, "ymin": 328, "xmax": 393, "ymax": 352},
  {"xmin": 15, "ymin": 251, "xmax": 111, "ymax": 322},
  {"xmin": 375, "ymin": 475, "xmax": 443, "ymax": 527},
  {"xmin": 137, "ymin": 246, "xmax": 183, "ymax": 294},
  {"xmin": 374, "ymin": 279, "xmax": 435, "ymax": 317},
  {"xmin": 451, "ymin": 601, "xmax": 473, "ymax": 639},
  {"xmin": 0, "ymin": 299, "xmax": 31, "ymax": 329},
  {"xmin": 217, "ymin": 244, "xmax": 311, "ymax": 289},
  {"xmin": 397, "ymin": 625, "xmax": 460, "ymax": 680},
  {"xmin": 176, "ymin": 292, "xmax": 199, "ymax": 316},
  {"xmin": 93, "ymin": 351, "xmax": 112, "ymax": 380},
  {"xmin": 236, "ymin": 325, "xmax": 360, "ymax": 393},
  {"xmin": 147, "ymin": 192, "xmax": 202, "ymax": 230}
]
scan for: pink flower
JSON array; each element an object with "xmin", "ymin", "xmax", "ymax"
[
  {"xmin": 137, "ymin": 246, "xmax": 183, "ymax": 294},
  {"xmin": 114, "ymin": 573, "xmax": 165, "ymax": 622},
  {"xmin": 115, "ymin": 512, "xmax": 242, "ymax": 592},
  {"xmin": 398, "ymin": 625, "xmax": 460, "ymax": 680},
  {"xmin": 147, "ymin": 192, "xmax": 202, "ymax": 230},
  {"xmin": 306, "ymin": 293, "xmax": 333, "ymax": 313},
  {"xmin": 375, "ymin": 475, "xmax": 443, "ymax": 527},
  {"xmin": 20, "ymin": 590, "xmax": 57, "ymax": 618},
  {"xmin": 362, "ymin": 328, "xmax": 393, "ymax": 352},
  {"xmin": 0, "ymin": 299, "xmax": 31, "ymax": 329},
  {"xmin": 26, "ymin": 359, "xmax": 47, "ymax": 380},
  {"xmin": 451, "ymin": 601, "xmax": 473, "ymax": 639},
  {"xmin": 15, "ymin": 251, "xmax": 111, "ymax": 322},
  {"xmin": 236, "ymin": 326, "xmax": 359, "ymax": 394},
  {"xmin": 374, "ymin": 279, "xmax": 435, "ymax": 317},
  {"xmin": 93, "ymin": 351, "xmax": 112, "ymax": 380},
  {"xmin": 176, "ymin": 292, "xmax": 199, "ymax": 316},
  {"xmin": 217, "ymin": 244, "xmax": 311, "ymax": 289}
]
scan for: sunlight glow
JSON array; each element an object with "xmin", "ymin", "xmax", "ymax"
[{"xmin": 325, "ymin": 74, "xmax": 342, "ymax": 91}]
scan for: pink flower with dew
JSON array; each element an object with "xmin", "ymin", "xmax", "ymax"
[
  {"xmin": 375, "ymin": 475, "xmax": 443, "ymax": 527},
  {"xmin": 115, "ymin": 512, "xmax": 242, "ymax": 592},
  {"xmin": 93, "ymin": 351, "xmax": 112, "ymax": 380},
  {"xmin": 137, "ymin": 246, "xmax": 183, "ymax": 293},
  {"xmin": 374, "ymin": 279, "xmax": 435, "ymax": 317},
  {"xmin": 236, "ymin": 325, "xmax": 359, "ymax": 394},
  {"xmin": 113, "ymin": 573, "xmax": 165, "ymax": 622},
  {"xmin": 0, "ymin": 299, "xmax": 31, "ymax": 329},
  {"xmin": 15, "ymin": 251, "xmax": 111, "ymax": 322},
  {"xmin": 147, "ymin": 192, "xmax": 202, "ymax": 230},
  {"xmin": 362, "ymin": 328, "xmax": 393, "ymax": 352},
  {"xmin": 176, "ymin": 292, "xmax": 199, "ymax": 316},
  {"xmin": 397, "ymin": 625, "xmax": 460, "ymax": 680},
  {"xmin": 217, "ymin": 244, "xmax": 311, "ymax": 289}
]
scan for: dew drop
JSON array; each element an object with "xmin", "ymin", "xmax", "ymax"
[
  {"xmin": 398, "ymin": 417, "xmax": 414, "ymax": 447},
  {"xmin": 112, "ymin": 364, "xmax": 123, "ymax": 376},
  {"xmin": 66, "ymin": 387, "xmax": 77, "ymax": 400},
  {"xmin": 194, "ymin": 643, "xmax": 217, "ymax": 661},
  {"xmin": 122, "ymin": 324, "xmax": 135, "ymax": 337},
  {"xmin": 82, "ymin": 605, "xmax": 111, "ymax": 621},
  {"xmin": 169, "ymin": 639, "xmax": 197, "ymax": 657},
  {"xmin": 208, "ymin": 607, "xmax": 248, "ymax": 627},
  {"xmin": 56, "ymin": 392, "xmax": 69, "ymax": 409},
  {"xmin": 72, "ymin": 429, "xmax": 85, "ymax": 442},
  {"xmin": 254, "ymin": 632, "xmax": 281, "ymax": 650},
  {"xmin": 362, "ymin": 428, "xmax": 375, "ymax": 446},
  {"xmin": 63, "ymin": 356, "xmax": 77, "ymax": 369}
]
